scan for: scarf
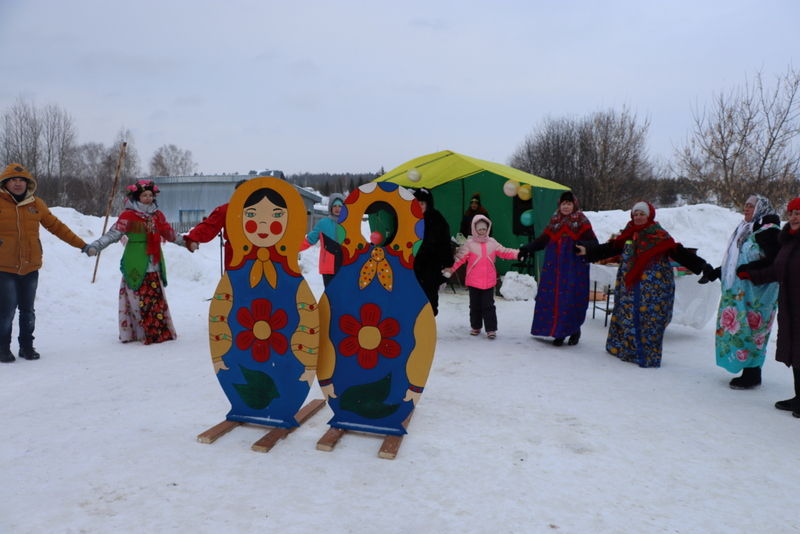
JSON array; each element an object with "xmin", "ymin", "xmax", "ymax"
[
  {"xmin": 543, "ymin": 197, "xmax": 592, "ymax": 241},
  {"xmin": 721, "ymin": 194, "xmax": 776, "ymax": 287},
  {"xmin": 612, "ymin": 202, "xmax": 676, "ymax": 288},
  {"xmin": 114, "ymin": 200, "xmax": 171, "ymax": 265}
]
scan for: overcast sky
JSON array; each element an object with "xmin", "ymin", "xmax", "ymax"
[{"xmin": 0, "ymin": 0, "xmax": 797, "ymax": 176}]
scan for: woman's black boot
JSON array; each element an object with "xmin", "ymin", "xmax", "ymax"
[{"xmin": 729, "ymin": 366, "xmax": 761, "ymax": 390}]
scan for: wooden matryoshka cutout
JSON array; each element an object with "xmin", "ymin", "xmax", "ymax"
[
  {"xmin": 207, "ymin": 177, "xmax": 319, "ymax": 428},
  {"xmin": 317, "ymin": 182, "xmax": 436, "ymax": 436}
]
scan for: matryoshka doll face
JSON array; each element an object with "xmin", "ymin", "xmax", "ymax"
[{"xmin": 242, "ymin": 195, "xmax": 287, "ymax": 248}]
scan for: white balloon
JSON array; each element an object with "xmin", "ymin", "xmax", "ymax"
[
  {"xmin": 503, "ymin": 180, "xmax": 519, "ymax": 197},
  {"xmin": 407, "ymin": 168, "xmax": 421, "ymax": 182}
]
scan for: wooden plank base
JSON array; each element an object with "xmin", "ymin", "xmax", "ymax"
[
  {"xmin": 251, "ymin": 399, "xmax": 327, "ymax": 453},
  {"xmin": 317, "ymin": 410, "xmax": 415, "ymax": 459},
  {"xmin": 197, "ymin": 420, "xmax": 242, "ymax": 444},
  {"xmin": 316, "ymin": 427, "xmax": 346, "ymax": 451},
  {"xmin": 198, "ymin": 398, "xmax": 327, "ymax": 451},
  {"xmin": 251, "ymin": 428, "xmax": 290, "ymax": 453}
]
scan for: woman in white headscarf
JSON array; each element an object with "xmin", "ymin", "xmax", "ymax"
[{"xmin": 701, "ymin": 195, "xmax": 780, "ymax": 389}]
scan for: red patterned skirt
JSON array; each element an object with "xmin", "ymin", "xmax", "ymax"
[{"xmin": 118, "ymin": 272, "xmax": 177, "ymax": 345}]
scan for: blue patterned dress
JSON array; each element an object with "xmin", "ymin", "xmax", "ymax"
[
  {"xmin": 715, "ymin": 225, "xmax": 779, "ymax": 373},
  {"xmin": 606, "ymin": 241, "xmax": 675, "ymax": 368}
]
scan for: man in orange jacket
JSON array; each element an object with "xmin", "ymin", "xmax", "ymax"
[{"xmin": 0, "ymin": 163, "xmax": 87, "ymax": 362}]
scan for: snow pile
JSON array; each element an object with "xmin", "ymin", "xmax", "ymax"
[{"xmin": 499, "ymin": 271, "xmax": 537, "ymax": 301}]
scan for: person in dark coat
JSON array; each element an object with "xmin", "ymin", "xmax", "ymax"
[
  {"xmin": 738, "ymin": 197, "xmax": 800, "ymax": 417},
  {"xmin": 459, "ymin": 192, "xmax": 489, "ymax": 237},
  {"xmin": 413, "ymin": 188, "xmax": 454, "ymax": 316},
  {"xmin": 519, "ymin": 191, "xmax": 598, "ymax": 346}
]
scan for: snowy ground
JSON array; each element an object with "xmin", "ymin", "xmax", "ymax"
[{"xmin": 2, "ymin": 204, "xmax": 799, "ymax": 534}]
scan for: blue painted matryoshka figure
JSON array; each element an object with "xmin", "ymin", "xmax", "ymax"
[
  {"xmin": 208, "ymin": 177, "xmax": 319, "ymax": 428},
  {"xmin": 317, "ymin": 182, "xmax": 437, "ymax": 436}
]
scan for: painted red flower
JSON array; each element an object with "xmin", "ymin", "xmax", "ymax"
[
  {"xmin": 338, "ymin": 302, "xmax": 401, "ymax": 369},
  {"xmin": 235, "ymin": 298, "xmax": 288, "ymax": 362}
]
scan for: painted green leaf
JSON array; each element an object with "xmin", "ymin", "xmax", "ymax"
[
  {"xmin": 340, "ymin": 373, "xmax": 400, "ymax": 419},
  {"xmin": 233, "ymin": 365, "xmax": 280, "ymax": 410}
]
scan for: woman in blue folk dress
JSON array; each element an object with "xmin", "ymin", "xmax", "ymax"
[
  {"xmin": 703, "ymin": 195, "xmax": 780, "ymax": 389},
  {"xmin": 577, "ymin": 201, "xmax": 714, "ymax": 368},
  {"xmin": 519, "ymin": 191, "xmax": 597, "ymax": 346}
]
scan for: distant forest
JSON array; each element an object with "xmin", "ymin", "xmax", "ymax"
[{"xmin": 288, "ymin": 170, "xmax": 384, "ymax": 196}]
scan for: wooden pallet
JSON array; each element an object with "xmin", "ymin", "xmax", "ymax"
[
  {"xmin": 316, "ymin": 411, "xmax": 414, "ymax": 460},
  {"xmin": 197, "ymin": 398, "xmax": 326, "ymax": 453}
]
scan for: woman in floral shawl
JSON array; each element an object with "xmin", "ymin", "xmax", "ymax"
[
  {"xmin": 577, "ymin": 201, "xmax": 714, "ymax": 368},
  {"xmin": 519, "ymin": 191, "xmax": 597, "ymax": 346},
  {"xmin": 86, "ymin": 180, "xmax": 184, "ymax": 344},
  {"xmin": 702, "ymin": 195, "xmax": 780, "ymax": 389}
]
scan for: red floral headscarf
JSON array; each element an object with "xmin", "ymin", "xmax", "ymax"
[{"xmin": 611, "ymin": 201, "xmax": 676, "ymax": 288}]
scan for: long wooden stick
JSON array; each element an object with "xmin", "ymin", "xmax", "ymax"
[{"xmin": 91, "ymin": 142, "xmax": 127, "ymax": 283}]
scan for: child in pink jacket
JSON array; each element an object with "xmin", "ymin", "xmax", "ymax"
[{"xmin": 445, "ymin": 215, "xmax": 520, "ymax": 339}]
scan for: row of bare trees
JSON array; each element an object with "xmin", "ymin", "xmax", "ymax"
[
  {"xmin": 510, "ymin": 108, "xmax": 655, "ymax": 211},
  {"xmin": 510, "ymin": 67, "xmax": 800, "ymax": 213},
  {"xmin": 0, "ymin": 98, "xmax": 196, "ymax": 215},
  {"xmin": 674, "ymin": 68, "xmax": 800, "ymax": 209}
]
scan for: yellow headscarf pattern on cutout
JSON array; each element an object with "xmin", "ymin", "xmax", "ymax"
[
  {"xmin": 226, "ymin": 177, "xmax": 306, "ymax": 277},
  {"xmin": 339, "ymin": 182, "xmax": 422, "ymax": 269}
]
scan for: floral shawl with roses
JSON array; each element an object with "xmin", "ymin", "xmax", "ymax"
[{"xmin": 715, "ymin": 223, "xmax": 780, "ymax": 373}]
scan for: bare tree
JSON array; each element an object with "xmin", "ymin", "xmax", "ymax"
[
  {"xmin": 40, "ymin": 104, "xmax": 77, "ymax": 181},
  {"xmin": 0, "ymin": 97, "xmax": 42, "ymax": 175},
  {"xmin": 149, "ymin": 144, "xmax": 196, "ymax": 176},
  {"xmin": 510, "ymin": 108, "xmax": 655, "ymax": 211},
  {"xmin": 676, "ymin": 67, "xmax": 800, "ymax": 209}
]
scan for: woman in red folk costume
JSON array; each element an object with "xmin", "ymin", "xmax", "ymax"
[
  {"xmin": 577, "ymin": 201, "xmax": 714, "ymax": 367},
  {"xmin": 86, "ymin": 180, "xmax": 184, "ymax": 344},
  {"xmin": 519, "ymin": 191, "xmax": 597, "ymax": 346}
]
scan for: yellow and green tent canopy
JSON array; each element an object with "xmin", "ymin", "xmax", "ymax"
[{"xmin": 374, "ymin": 150, "xmax": 570, "ymax": 278}]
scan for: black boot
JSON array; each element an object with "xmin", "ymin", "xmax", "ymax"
[
  {"xmin": 729, "ymin": 366, "xmax": 761, "ymax": 390},
  {"xmin": 553, "ymin": 337, "xmax": 565, "ymax": 347},
  {"xmin": 775, "ymin": 397, "xmax": 800, "ymax": 411},
  {"xmin": 780, "ymin": 366, "xmax": 800, "ymax": 412},
  {"xmin": 18, "ymin": 347, "xmax": 40, "ymax": 360},
  {"xmin": 0, "ymin": 347, "xmax": 15, "ymax": 363},
  {"xmin": 567, "ymin": 329, "xmax": 581, "ymax": 346}
]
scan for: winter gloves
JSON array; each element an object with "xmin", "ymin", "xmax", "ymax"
[
  {"xmin": 736, "ymin": 265, "xmax": 752, "ymax": 280},
  {"xmin": 697, "ymin": 264, "xmax": 721, "ymax": 284},
  {"xmin": 82, "ymin": 244, "xmax": 98, "ymax": 257}
]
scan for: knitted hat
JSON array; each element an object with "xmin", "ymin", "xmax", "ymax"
[
  {"xmin": 470, "ymin": 193, "xmax": 481, "ymax": 204},
  {"xmin": 0, "ymin": 163, "xmax": 33, "ymax": 185},
  {"xmin": 559, "ymin": 191, "xmax": 575, "ymax": 204},
  {"xmin": 126, "ymin": 179, "xmax": 159, "ymax": 199},
  {"xmin": 413, "ymin": 187, "xmax": 433, "ymax": 204},
  {"xmin": 631, "ymin": 201, "xmax": 651, "ymax": 218},
  {"xmin": 787, "ymin": 197, "xmax": 800, "ymax": 212}
]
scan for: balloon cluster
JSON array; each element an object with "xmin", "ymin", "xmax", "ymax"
[{"xmin": 502, "ymin": 180, "xmax": 531, "ymax": 201}]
